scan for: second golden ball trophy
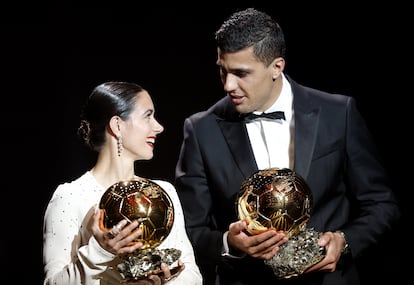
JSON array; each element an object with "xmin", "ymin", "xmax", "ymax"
[{"xmin": 237, "ymin": 168, "xmax": 325, "ymax": 279}]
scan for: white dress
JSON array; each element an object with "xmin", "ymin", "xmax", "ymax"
[{"xmin": 43, "ymin": 171, "xmax": 203, "ymax": 285}]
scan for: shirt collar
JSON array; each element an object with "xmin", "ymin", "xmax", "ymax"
[{"xmin": 265, "ymin": 73, "xmax": 293, "ymax": 115}]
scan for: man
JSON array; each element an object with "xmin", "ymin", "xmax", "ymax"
[{"xmin": 175, "ymin": 8, "xmax": 400, "ymax": 285}]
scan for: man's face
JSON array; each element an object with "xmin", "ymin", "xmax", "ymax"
[{"xmin": 216, "ymin": 46, "xmax": 283, "ymax": 114}]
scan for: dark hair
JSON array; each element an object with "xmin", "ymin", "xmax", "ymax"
[
  {"xmin": 215, "ymin": 8, "xmax": 286, "ymax": 66},
  {"xmin": 77, "ymin": 81, "xmax": 144, "ymax": 152}
]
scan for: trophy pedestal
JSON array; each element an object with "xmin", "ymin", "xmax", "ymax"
[
  {"xmin": 264, "ymin": 227, "xmax": 325, "ymax": 279},
  {"xmin": 117, "ymin": 248, "xmax": 181, "ymax": 281}
]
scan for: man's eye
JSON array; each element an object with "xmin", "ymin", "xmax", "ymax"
[{"xmin": 234, "ymin": 71, "xmax": 248, "ymax": 78}]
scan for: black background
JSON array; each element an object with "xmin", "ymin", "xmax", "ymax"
[{"xmin": 1, "ymin": 1, "xmax": 410, "ymax": 284}]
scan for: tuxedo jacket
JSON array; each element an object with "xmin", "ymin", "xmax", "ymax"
[{"xmin": 175, "ymin": 75, "xmax": 400, "ymax": 285}]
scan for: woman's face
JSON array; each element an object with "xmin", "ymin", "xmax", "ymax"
[{"xmin": 120, "ymin": 90, "xmax": 164, "ymax": 161}]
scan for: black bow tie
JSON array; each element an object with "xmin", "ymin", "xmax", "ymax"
[{"xmin": 242, "ymin": 111, "xmax": 285, "ymax": 122}]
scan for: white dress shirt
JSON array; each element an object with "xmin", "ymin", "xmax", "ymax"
[{"xmin": 246, "ymin": 73, "xmax": 294, "ymax": 170}]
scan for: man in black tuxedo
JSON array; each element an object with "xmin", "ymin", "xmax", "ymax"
[{"xmin": 174, "ymin": 8, "xmax": 400, "ymax": 285}]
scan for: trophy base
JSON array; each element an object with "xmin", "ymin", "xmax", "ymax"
[
  {"xmin": 117, "ymin": 248, "xmax": 181, "ymax": 282},
  {"xmin": 264, "ymin": 227, "xmax": 325, "ymax": 279}
]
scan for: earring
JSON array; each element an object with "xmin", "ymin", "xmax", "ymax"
[{"xmin": 117, "ymin": 135, "xmax": 123, "ymax": 157}]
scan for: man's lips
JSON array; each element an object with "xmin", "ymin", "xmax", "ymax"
[{"xmin": 229, "ymin": 95, "xmax": 245, "ymax": 105}]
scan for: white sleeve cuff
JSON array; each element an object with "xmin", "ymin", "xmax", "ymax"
[
  {"xmin": 78, "ymin": 235, "xmax": 116, "ymax": 265},
  {"xmin": 221, "ymin": 231, "xmax": 246, "ymax": 259}
]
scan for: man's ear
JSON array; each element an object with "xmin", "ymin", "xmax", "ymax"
[{"xmin": 271, "ymin": 57, "xmax": 285, "ymax": 79}]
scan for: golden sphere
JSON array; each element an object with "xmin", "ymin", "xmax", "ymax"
[
  {"xmin": 99, "ymin": 178, "xmax": 174, "ymax": 250},
  {"xmin": 237, "ymin": 168, "xmax": 312, "ymax": 237}
]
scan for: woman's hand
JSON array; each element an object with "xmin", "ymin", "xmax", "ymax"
[
  {"xmin": 90, "ymin": 207, "xmax": 185, "ymax": 283},
  {"xmin": 91, "ymin": 207, "xmax": 143, "ymax": 255},
  {"xmin": 127, "ymin": 260, "xmax": 185, "ymax": 285}
]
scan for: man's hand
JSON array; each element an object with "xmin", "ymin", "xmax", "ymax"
[
  {"xmin": 227, "ymin": 220, "xmax": 287, "ymax": 260},
  {"xmin": 304, "ymin": 231, "xmax": 345, "ymax": 273}
]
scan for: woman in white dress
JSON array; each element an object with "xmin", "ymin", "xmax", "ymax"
[{"xmin": 43, "ymin": 81, "xmax": 203, "ymax": 285}]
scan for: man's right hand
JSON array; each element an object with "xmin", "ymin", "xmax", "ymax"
[{"xmin": 227, "ymin": 220, "xmax": 288, "ymax": 260}]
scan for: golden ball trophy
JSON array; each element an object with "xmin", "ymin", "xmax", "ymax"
[
  {"xmin": 237, "ymin": 168, "xmax": 325, "ymax": 279},
  {"xmin": 99, "ymin": 178, "xmax": 181, "ymax": 282}
]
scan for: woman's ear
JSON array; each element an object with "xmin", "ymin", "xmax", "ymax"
[{"xmin": 108, "ymin": 116, "xmax": 121, "ymax": 137}]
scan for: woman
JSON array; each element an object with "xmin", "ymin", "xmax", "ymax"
[{"xmin": 43, "ymin": 81, "xmax": 203, "ymax": 285}]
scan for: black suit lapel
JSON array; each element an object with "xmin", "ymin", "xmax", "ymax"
[
  {"xmin": 294, "ymin": 109, "xmax": 319, "ymax": 179},
  {"xmin": 291, "ymin": 80, "xmax": 320, "ymax": 179},
  {"xmin": 218, "ymin": 119, "xmax": 258, "ymax": 178}
]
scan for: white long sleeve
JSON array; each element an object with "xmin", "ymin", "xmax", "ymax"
[{"xmin": 43, "ymin": 171, "xmax": 202, "ymax": 285}]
